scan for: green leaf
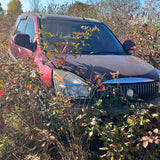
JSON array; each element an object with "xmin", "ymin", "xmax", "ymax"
[
  {"xmin": 89, "ymin": 131, "xmax": 93, "ymax": 137},
  {"xmin": 113, "ymin": 125, "xmax": 117, "ymax": 132},
  {"xmin": 99, "ymin": 147, "xmax": 108, "ymax": 150},
  {"xmin": 140, "ymin": 116, "xmax": 143, "ymax": 125},
  {"xmin": 95, "ymin": 99, "xmax": 102, "ymax": 106}
]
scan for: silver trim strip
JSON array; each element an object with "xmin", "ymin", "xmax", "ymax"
[{"xmin": 103, "ymin": 77, "xmax": 154, "ymax": 84}]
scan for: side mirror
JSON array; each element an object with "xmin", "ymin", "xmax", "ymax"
[
  {"xmin": 122, "ymin": 40, "xmax": 135, "ymax": 51},
  {"xmin": 14, "ymin": 34, "xmax": 37, "ymax": 52}
]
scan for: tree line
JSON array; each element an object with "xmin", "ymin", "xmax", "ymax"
[{"xmin": 0, "ymin": 0, "xmax": 159, "ymax": 21}]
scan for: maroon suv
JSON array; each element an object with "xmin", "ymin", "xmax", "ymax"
[{"xmin": 8, "ymin": 12, "xmax": 160, "ymax": 102}]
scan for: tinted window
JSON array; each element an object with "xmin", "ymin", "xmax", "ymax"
[
  {"xmin": 40, "ymin": 19, "xmax": 129, "ymax": 55},
  {"xmin": 16, "ymin": 19, "xmax": 27, "ymax": 34},
  {"xmin": 25, "ymin": 18, "xmax": 35, "ymax": 42}
]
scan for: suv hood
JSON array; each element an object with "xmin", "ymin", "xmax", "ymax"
[{"xmin": 52, "ymin": 54, "xmax": 159, "ymax": 83}]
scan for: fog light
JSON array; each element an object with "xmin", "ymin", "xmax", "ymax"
[{"xmin": 127, "ymin": 89, "xmax": 134, "ymax": 98}]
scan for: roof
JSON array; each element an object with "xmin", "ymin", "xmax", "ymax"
[{"xmin": 20, "ymin": 12, "xmax": 101, "ymax": 23}]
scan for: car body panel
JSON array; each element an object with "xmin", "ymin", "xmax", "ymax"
[{"xmin": 51, "ymin": 54, "xmax": 159, "ymax": 84}]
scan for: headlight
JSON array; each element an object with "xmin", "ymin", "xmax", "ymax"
[{"xmin": 53, "ymin": 69, "xmax": 92, "ymax": 99}]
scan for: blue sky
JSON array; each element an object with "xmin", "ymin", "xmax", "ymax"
[
  {"xmin": 1, "ymin": 0, "xmax": 85, "ymax": 11},
  {"xmin": 1, "ymin": 0, "xmax": 145, "ymax": 11}
]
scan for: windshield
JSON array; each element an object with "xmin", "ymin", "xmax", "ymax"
[{"xmin": 40, "ymin": 19, "xmax": 129, "ymax": 55}]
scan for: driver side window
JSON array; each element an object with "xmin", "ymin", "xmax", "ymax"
[
  {"xmin": 15, "ymin": 19, "xmax": 27, "ymax": 34},
  {"xmin": 25, "ymin": 18, "xmax": 35, "ymax": 42}
]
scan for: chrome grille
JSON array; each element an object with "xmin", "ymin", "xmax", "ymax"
[
  {"xmin": 94, "ymin": 81, "xmax": 159, "ymax": 99},
  {"xmin": 110, "ymin": 81, "xmax": 159, "ymax": 99}
]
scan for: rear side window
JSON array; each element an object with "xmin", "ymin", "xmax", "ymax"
[
  {"xmin": 25, "ymin": 18, "xmax": 35, "ymax": 42},
  {"xmin": 15, "ymin": 19, "xmax": 27, "ymax": 34}
]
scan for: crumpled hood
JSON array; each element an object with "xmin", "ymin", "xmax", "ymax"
[{"xmin": 52, "ymin": 54, "xmax": 159, "ymax": 83}]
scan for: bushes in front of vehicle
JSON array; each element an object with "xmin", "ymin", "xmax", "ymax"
[{"xmin": 80, "ymin": 103, "xmax": 160, "ymax": 159}]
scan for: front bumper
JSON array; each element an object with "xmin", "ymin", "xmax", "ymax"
[{"xmin": 146, "ymin": 93, "xmax": 160, "ymax": 105}]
